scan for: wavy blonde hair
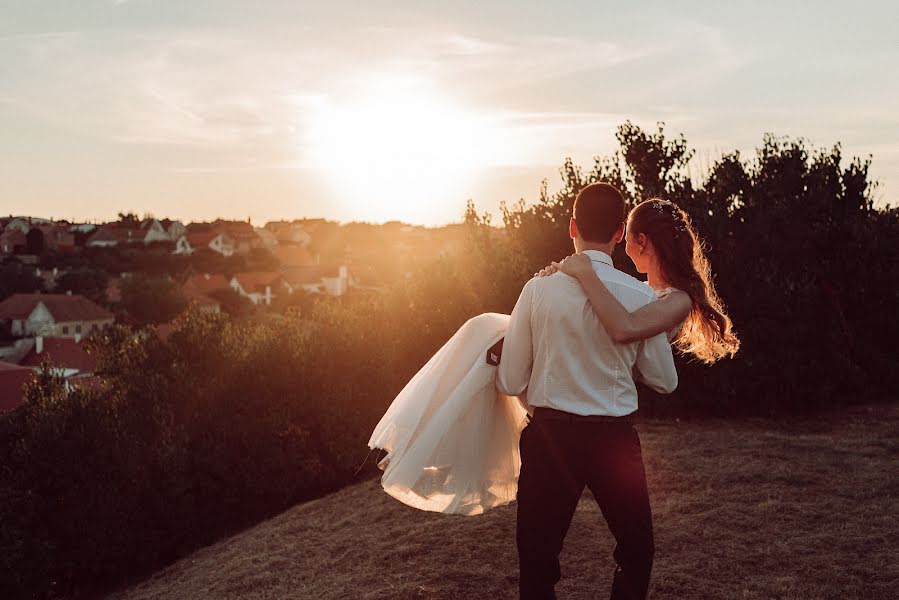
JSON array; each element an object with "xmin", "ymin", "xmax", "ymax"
[{"xmin": 628, "ymin": 199, "xmax": 740, "ymax": 363}]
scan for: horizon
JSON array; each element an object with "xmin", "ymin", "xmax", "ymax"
[{"xmin": 2, "ymin": 0, "xmax": 897, "ymax": 227}]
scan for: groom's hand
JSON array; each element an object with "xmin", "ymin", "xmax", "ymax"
[{"xmin": 486, "ymin": 338, "xmax": 504, "ymax": 366}]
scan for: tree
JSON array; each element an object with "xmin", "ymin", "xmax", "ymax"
[{"xmin": 119, "ymin": 274, "xmax": 187, "ymax": 325}]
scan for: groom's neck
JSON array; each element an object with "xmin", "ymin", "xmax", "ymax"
[{"xmin": 575, "ymin": 240, "xmax": 616, "ymax": 256}]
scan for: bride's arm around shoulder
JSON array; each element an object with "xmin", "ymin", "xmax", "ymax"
[{"xmin": 550, "ymin": 253, "xmax": 691, "ymax": 343}]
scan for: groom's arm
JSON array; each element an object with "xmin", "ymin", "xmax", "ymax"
[{"xmin": 496, "ymin": 279, "xmax": 536, "ymax": 396}]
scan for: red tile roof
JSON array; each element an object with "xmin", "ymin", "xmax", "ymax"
[
  {"xmin": 182, "ymin": 285, "xmax": 221, "ymax": 307},
  {"xmin": 88, "ymin": 224, "xmax": 136, "ymax": 244},
  {"xmin": 0, "ymin": 293, "xmax": 114, "ymax": 322},
  {"xmin": 19, "ymin": 337, "xmax": 98, "ymax": 372},
  {"xmin": 182, "ymin": 274, "xmax": 230, "ymax": 293},
  {"xmin": 231, "ymin": 271, "xmax": 283, "ymax": 293},
  {"xmin": 186, "ymin": 230, "xmax": 219, "ymax": 248},
  {"xmin": 0, "ymin": 361, "xmax": 33, "ymax": 412}
]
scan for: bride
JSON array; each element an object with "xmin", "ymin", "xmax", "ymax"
[{"xmin": 368, "ymin": 196, "xmax": 739, "ymax": 515}]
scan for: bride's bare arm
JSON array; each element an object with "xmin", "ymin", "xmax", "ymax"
[{"xmin": 553, "ymin": 254, "xmax": 692, "ymax": 343}]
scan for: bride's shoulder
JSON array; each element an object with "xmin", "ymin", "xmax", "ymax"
[{"xmin": 655, "ymin": 286, "xmax": 685, "ymax": 299}]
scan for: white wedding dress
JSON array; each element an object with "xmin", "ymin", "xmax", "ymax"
[
  {"xmin": 367, "ymin": 313, "xmax": 529, "ymax": 516},
  {"xmin": 368, "ymin": 287, "xmax": 680, "ymax": 516}
]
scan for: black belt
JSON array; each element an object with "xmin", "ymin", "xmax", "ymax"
[{"xmin": 533, "ymin": 406, "xmax": 633, "ymax": 424}]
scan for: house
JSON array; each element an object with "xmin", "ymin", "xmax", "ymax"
[
  {"xmin": 160, "ymin": 219, "xmax": 186, "ymax": 241},
  {"xmin": 280, "ymin": 264, "xmax": 354, "ymax": 296},
  {"xmin": 34, "ymin": 223, "xmax": 77, "ymax": 253},
  {"xmin": 229, "ymin": 271, "xmax": 291, "ymax": 305},
  {"xmin": 0, "ymin": 361, "xmax": 32, "ymax": 412},
  {"xmin": 68, "ymin": 223, "xmax": 98, "ymax": 247},
  {"xmin": 0, "ymin": 293, "xmax": 115, "ymax": 338},
  {"xmin": 180, "ymin": 274, "xmax": 229, "ymax": 313},
  {"xmin": 321, "ymin": 265, "xmax": 354, "ymax": 296},
  {"xmin": 281, "ymin": 266, "xmax": 324, "ymax": 294},
  {"xmin": 213, "ymin": 220, "xmax": 265, "ymax": 255},
  {"xmin": 265, "ymin": 221, "xmax": 313, "ymax": 246},
  {"xmin": 139, "ymin": 219, "xmax": 172, "ymax": 244},
  {"xmin": 86, "ymin": 224, "xmax": 139, "ymax": 247},
  {"xmin": 19, "ymin": 335, "xmax": 98, "ymax": 377},
  {"xmin": 182, "ymin": 273, "xmax": 230, "ymax": 294},
  {"xmin": 1, "ymin": 217, "xmax": 33, "ymax": 234},
  {"xmin": 0, "ymin": 227, "xmax": 26, "ymax": 255},
  {"xmin": 0, "ymin": 335, "xmax": 105, "ymax": 412},
  {"xmin": 179, "ymin": 230, "xmax": 235, "ymax": 256},
  {"xmin": 253, "ymin": 227, "xmax": 278, "ymax": 250}
]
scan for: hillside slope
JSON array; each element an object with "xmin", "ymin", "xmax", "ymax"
[{"xmin": 107, "ymin": 404, "xmax": 898, "ymax": 600}]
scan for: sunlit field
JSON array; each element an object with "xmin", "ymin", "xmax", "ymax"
[{"xmin": 106, "ymin": 402, "xmax": 897, "ymax": 600}]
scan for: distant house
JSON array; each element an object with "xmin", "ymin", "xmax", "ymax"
[
  {"xmin": 180, "ymin": 273, "xmax": 228, "ymax": 314},
  {"xmin": 265, "ymin": 221, "xmax": 313, "ymax": 246},
  {"xmin": 182, "ymin": 273, "xmax": 231, "ymax": 294},
  {"xmin": 213, "ymin": 220, "xmax": 265, "ymax": 255},
  {"xmin": 280, "ymin": 264, "xmax": 354, "ymax": 297},
  {"xmin": 0, "ymin": 361, "xmax": 32, "ymax": 412},
  {"xmin": 86, "ymin": 224, "xmax": 138, "ymax": 247},
  {"xmin": 68, "ymin": 223, "xmax": 98, "ymax": 247},
  {"xmin": 281, "ymin": 266, "xmax": 325, "ymax": 294},
  {"xmin": 36, "ymin": 223, "xmax": 77, "ymax": 253},
  {"xmin": 182, "ymin": 273, "xmax": 229, "ymax": 309},
  {"xmin": 2, "ymin": 217, "xmax": 32, "ymax": 234},
  {"xmin": 19, "ymin": 336, "xmax": 98, "ymax": 378},
  {"xmin": 179, "ymin": 230, "xmax": 235, "ymax": 256},
  {"xmin": 253, "ymin": 227, "xmax": 278, "ymax": 250},
  {"xmin": 0, "ymin": 227, "xmax": 26, "ymax": 255},
  {"xmin": 160, "ymin": 219, "xmax": 186, "ymax": 241},
  {"xmin": 0, "ymin": 293, "xmax": 114, "ymax": 338},
  {"xmin": 229, "ymin": 271, "xmax": 291, "ymax": 305},
  {"xmin": 321, "ymin": 265, "xmax": 354, "ymax": 297},
  {"xmin": 139, "ymin": 219, "xmax": 171, "ymax": 244}
]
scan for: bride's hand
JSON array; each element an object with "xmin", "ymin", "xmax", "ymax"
[
  {"xmin": 534, "ymin": 263, "xmax": 559, "ymax": 277},
  {"xmin": 556, "ymin": 253, "xmax": 594, "ymax": 279}
]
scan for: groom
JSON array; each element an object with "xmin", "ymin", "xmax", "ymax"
[{"xmin": 496, "ymin": 182, "xmax": 678, "ymax": 600}]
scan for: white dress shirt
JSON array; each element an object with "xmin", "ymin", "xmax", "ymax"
[{"xmin": 496, "ymin": 249, "xmax": 678, "ymax": 416}]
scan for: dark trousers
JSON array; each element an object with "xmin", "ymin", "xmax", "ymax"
[{"xmin": 517, "ymin": 408, "xmax": 654, "ymax": 600}]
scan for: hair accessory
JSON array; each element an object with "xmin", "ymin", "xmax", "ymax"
[{"xmin": 650, "ymin": 199, "xmax": 688, "ymax": 239}]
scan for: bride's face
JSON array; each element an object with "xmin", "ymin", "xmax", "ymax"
[{"xmin": 625, "ymin": 229, "xmax": 649, "ymax": 274}]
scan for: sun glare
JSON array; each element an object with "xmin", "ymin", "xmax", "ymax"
[{"xmin": 304, "ymin": 76, "xmax": 503, "ymax": 224}]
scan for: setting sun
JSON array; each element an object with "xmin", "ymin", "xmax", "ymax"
[{"xmin": 304, "ymin": 76, "xmax": 504, "ymax": 224}]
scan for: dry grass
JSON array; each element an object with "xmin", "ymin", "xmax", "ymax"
[{"xmin": 106, "ymin": 402, "xmax": 898, "ymax": 600}]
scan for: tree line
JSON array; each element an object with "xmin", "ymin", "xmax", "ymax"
[{"xmin": 0, "ymin": 122, "xmax": 895, "ymax": 599}]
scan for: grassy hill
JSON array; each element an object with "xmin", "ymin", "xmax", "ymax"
[{"xmin": 106, "ymin": 403, "xmax": 897, "ymax": 600}]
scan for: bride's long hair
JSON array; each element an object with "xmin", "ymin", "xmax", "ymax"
[{"xmin": 627, "ymin": 198, "xmax": 740, "ymax": 364}]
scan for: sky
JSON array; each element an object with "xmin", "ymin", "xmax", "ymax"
[{"xmin": 1, "ymin": 0, "xmax": 897, "ymax": 226}]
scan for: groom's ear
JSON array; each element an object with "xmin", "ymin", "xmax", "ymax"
[
  {"xmin": 612, "ymin": 222, "xmax": 625, "ymax": 244},
  {"xmin": 569, "ymin": 217, "xmax": 577, "ymax": 240}
]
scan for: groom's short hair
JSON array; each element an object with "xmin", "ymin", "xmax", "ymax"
[{"xmin": 573, "ymin": 182, "xmax": 626, "ymax": 243}]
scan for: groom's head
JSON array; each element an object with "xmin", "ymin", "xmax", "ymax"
[{"xmin": 570, "ymin": 182, "xmax": 626, "ymax": 253}]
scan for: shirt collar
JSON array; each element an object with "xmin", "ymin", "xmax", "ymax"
[{"xmin": 581, "ymin": 249, "xmax": 614, "ymax": 267}]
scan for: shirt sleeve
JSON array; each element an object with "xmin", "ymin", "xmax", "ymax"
[
  {"xmin": 634, "ymin": 331, "xmax": 678, "ymax": 394},
  {"xmin": 496, "ymin": 278, "xmax": 535, "ymax": 396}
]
